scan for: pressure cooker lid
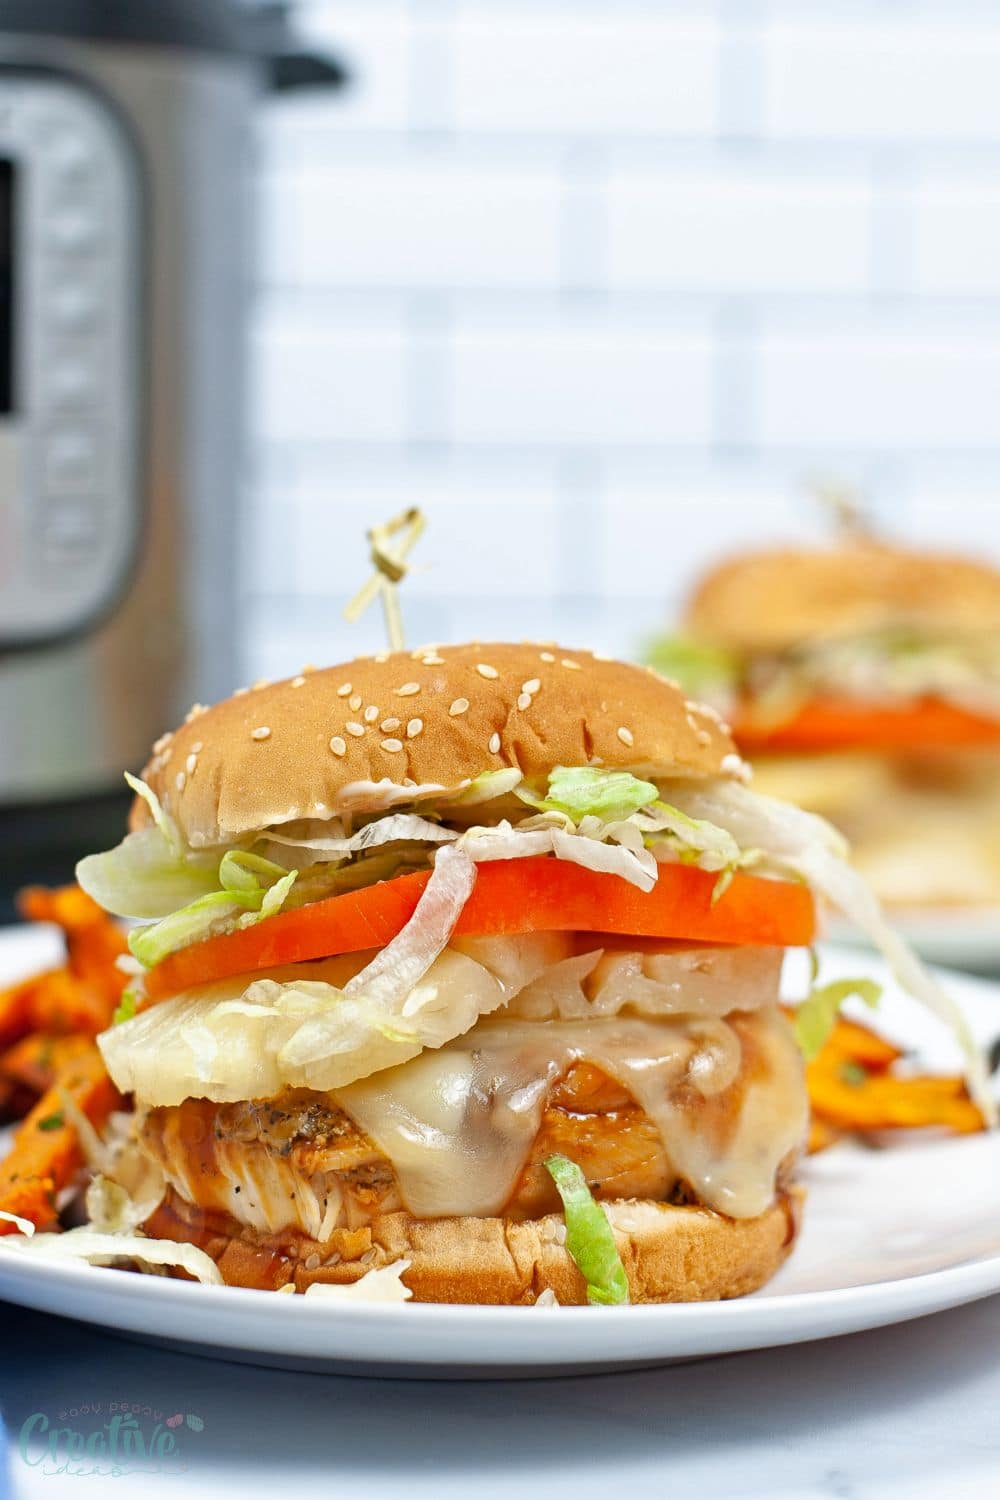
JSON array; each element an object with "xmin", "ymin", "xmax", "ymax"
[{"xmin": 0, "ymin": 0, "xmax": 281, "ymax": 56}]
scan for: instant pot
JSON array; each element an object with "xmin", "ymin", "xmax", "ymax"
[{"xmin": 0, "ymin": 1, "xmax": 342, "ymax": 891}]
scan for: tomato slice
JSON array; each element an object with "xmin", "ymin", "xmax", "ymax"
[
  {"xmin": 732, "ymin": 696, "xmax": 1000, "ymax": 753},
  {"xmin": 143, "ymin": 856, "xmax": 815, "ymax": 1006}
]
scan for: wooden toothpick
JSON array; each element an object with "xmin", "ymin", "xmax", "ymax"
[
  {"xmin": 810, "ymin": 479, "xmax": 876, "ymax": 542},
  {"xmin": 343, "ymin": 507, "xmax": 426, "ymax": 651}
]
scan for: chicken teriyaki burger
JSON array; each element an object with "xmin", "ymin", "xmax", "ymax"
[{"xmin": 70, "ymin": 643, "xmax": 992, "ymax": 1305}]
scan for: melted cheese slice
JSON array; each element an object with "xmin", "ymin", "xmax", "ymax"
[{"xmin": 336, "ymin": 1005, "xmax": 807, "ymax": 1221}]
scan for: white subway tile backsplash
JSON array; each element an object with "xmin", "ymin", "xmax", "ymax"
[
  {"xmin": 451, "ymin": 324, "xmax": 714, "ymax": 445},
  {"xmin": 759, "ymin": 329, "xmax": 1000, "ymax": 449},
  {"xmin": 252, "ymin": 312, "xmax": 409, "ymax": 443},
  {"xmin": 267, "ymin": 160, "xmax": 562, "ymax": 288},
  {"xmin": 272, "ymin": 4, "xmax": 414, "ymax": 136},
  {"xmin": 453, "ymin": 16, "xmax": 720, "ymax": 135},
  {"xmin": 765, "ymin": 22, "xmax": 1000, "ymax": 141},
  {"xmin": 290, "ymin": 478, "xmax": 560, "ymax": 599},
  {"xmin": 912, "ymin": 181, "xmax": 1000, "ymax": 296},
  {"xmin": 607, "ymin": 170, "xmax": 872, "ymax": 293},
  {"xmin": 599, "ymin": 488, "xmax": 817, "ymax": 600},
  {"xmin": 904, "ymin": 492, "xmax": 1000, "ymax": 556},
  {"xmin": 243, "ymin": 2, "xmax": 1000, "ymax": 679}
]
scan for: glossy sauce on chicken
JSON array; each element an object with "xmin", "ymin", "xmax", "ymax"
[{"xmin": 136, "ymin": 939, "xmax": 808, "ymax": 1240}]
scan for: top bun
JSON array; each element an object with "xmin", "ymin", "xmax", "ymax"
[
  {"xmin": 135, "ymin": 643, "xmax": 740, "ymax": 847},
  {"xmin": 684, "ymin": 542, "xmax": 1000, "ymax": 653}
]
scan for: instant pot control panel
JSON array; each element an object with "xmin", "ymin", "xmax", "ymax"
[{"xmin": 0, "ymin": 69, "xmax": 142, "ymax": 648}]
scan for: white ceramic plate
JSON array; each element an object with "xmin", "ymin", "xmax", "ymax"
[
  {"xmin": 0, "ymin": 928, "xmax": 998, "ymax": 1378},
  {"xmin": 828, "ymin": 906, "xmax": 1000, "ymax": 974}
]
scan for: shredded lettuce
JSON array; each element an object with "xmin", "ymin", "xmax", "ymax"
[
  {"xmin": 342, "ymin": 845, "xmax": 475, "ymax": 1010},
  {"xmin": 667, "ymin": 777, "xmax": 997, "ymax": 1126},
  {"xmin": 111, "ymin": 988, "xmax": 138, "ymax": 1027},
  {"xmin": 77, "ymin": 827, "xmax": 221, "ymax": 921},
  {"xmin": 519, "ymin": 767, "xmax": 658, "ymax": 824},
  {"xmin": 128, "ymin": 864, "xmax": 298, "ymax": 969},
  {"xmin": 76, "ymin": 775, "xmax": 225, "ymax": 920},
  {"xmin": 448, "ymin": 768, "xmax": 524, "ymax": 806},
  {"xmin": 124, "ymin": 771, "xmax": 180, "ymax": 854},
  {"xmin": 460, "ymin": 819, "xmax": 656, "ymax": 891},
  {"xmin": 544, "ymin": 1155, "xmax": 629, "ymax": 1306},
  {"xmin": 0, "ymin": 1209, "xmax": 35, "ymax": 1235},
  {"xmin": 644, "ymin": 634, "xmax": 739, "ymax": 696},
  {"xmin": 301, "ymin": 1259, "xmax": 413, "ymax": 1303},
  {"xmin": 264, "ymin": 814, "xmax": 457, "ymax": 858},
  {"xmin": 794, "ymin": 977, "xmax": 882, "ymax": 1060},
  {"xmin": 0, "ymin": 1226, "xmax": 223, "ymax": 1284}
]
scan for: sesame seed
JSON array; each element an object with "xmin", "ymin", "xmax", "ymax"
[
  {"xmin": 381, "ymin": 738, "xmax": 404, "ymax": 753},
  {"xmin": 345, "ymin": 722, "xmax": 365, "ymax": 738},
  {"xmin": 153, "ymin": 732, "xmax": 172, "ymax": 753},
  {"xmin": 374, "ymin": 651, "xmax": 390, "ymax": 663},
  {"xmin": 407, "ymin": 718, "xmax": 423, "ymax": 738},
  {"xmin": 175, "ymin": 771, "xmax": 186, "ymax": 791},
  {"xmin": 337, "ymin": 682, "xmax": 352, "ymax": 698},
  {"xmin": 190, "ymin": 741, "xmax": 203, "ymax": 754},
  {"xmin": 540, "ymin": 651, "xmax": 555, "ymax": 663},
  {"xmin": 395, "ymin": 682, "xmax": 421, "ymax": 697},
  {"xmin": 251, "ymin": 726, "xmax": 271, "ymax": 740},
  {"xmin": 185, "ymin": 703, "xmax": 207, "ymax": 722},
  {"xmin": 476, "ymin": 663, "xmax": 498, "ymax": 679},
  {"xmin": 233, "ymin": 686, "xmax": 249, "ymax": 697},
  {"xmin": 364, "ymin": 705, "xmax": 379, "ymax": 723},
  {"xmin": 616, "ymin": 726, "xmax": 634, "ymax": 747},
  {"xmin": 592, "ymin": 651, "xmax": 612, "ymax": 662},
  {"xmin": 301, "ymin": 663, "xmax": 316, "ymax": 673},
  {"xmin": 488, "ymin": 732, "xmax": 501, "ymax": 754},
  {"xmin": 449, "ymin": 698, "xmax": 469, "ymax": 716},
  {"xmin": 522, "ymin": 678, "xmax": 541, "ymax": 695},
  {"xmin": 186, "ymin": 753, "xmax": 197, "ymax": 774},
  {"xmin": 685, "ymin": 713, "xmax": 700, "ymax": 734},
  {"xmin": 381, "ymin": 717, "xmax": 401, "ymax": 732},
  {"xmin": 291, "ymin": 676, "xmax": 306, "ymax": 688},
  {"xmin": 252, "ymin": 679, "xmax": 270, "ymax": 691},
  {"xmin": 422, "ymin": 654, "xmax": 445, "ymax": 666},
  {"xmin": 561, "ymin": 658, "xmax": 581, "ymax": 671},
  {"xmin": 329, "ymin": 736, "xmax": 347, "ymax": 757},
  {"xmin": 517, "ymin": 693, "xmax": 531, "ymax": 711},
  {"xmin": 349, "ymin": 694, "xmax": 362, "ymax": 712},
  {"xmin": 696, "ymin": 729, "xmax": 712, "ymax": 746}
]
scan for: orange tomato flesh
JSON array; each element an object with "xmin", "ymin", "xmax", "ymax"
[
  {"xmin": 142, "ymin": 855, "xmax": 815, "ymax": 1008},
  {"xmin": 732, "ymin": 695, "xmax": 1000, "ymax": 753}
]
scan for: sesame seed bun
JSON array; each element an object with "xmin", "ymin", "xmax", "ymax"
[
  {"xmin": 145, "ymin": 1189, "xmax": 803, "ymax": 1305},
  {"xmin": 135, "ymin": 643, "xmax": 741, "ymax": 847},
  {"xmin": 684, "ymin": 542, "xmax": 1000, "ymax": 654}
]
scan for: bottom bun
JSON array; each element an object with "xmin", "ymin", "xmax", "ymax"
[{"xmin": 145, "ymin": 1187, "xmax": 803, "ymax": 1304}]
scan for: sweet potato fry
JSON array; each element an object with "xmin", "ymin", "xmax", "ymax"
[
  {"xmin": 0, "ymin": 1042, "xmax": 122, "ymax": 1233},
  {"xmin": 18, "ymin": 885, "xmax": 128, "ymax": 1006},
  {"xmin": 25, "ymin": 970, "xmax": 121, "ymax": 1037},
  {"xmin": 0, "ymin": 983, "xmax": 31, "ymax": 1052},
  {"xmin": 0, "ymin": 1032, "xmax": 93, "ymax": 1098},
  {"xmin": 807, "ymin": 1116, "xmax": 843, "ymax": 1154},
  {"xmin": 820, "ymin": 1016, "xmax": 903, "ymax": 1071},
  {"xmin": 807, "ymin": 1056, "xmax": 985, "ymax": 1135}
]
